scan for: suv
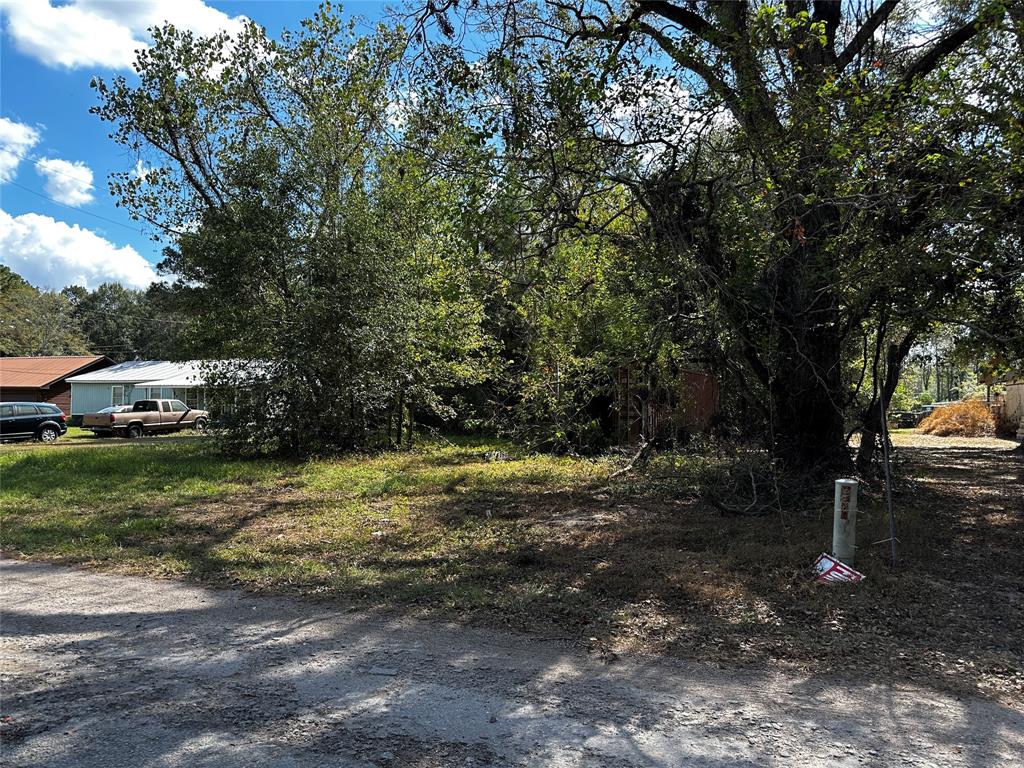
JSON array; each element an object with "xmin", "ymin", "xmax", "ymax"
[{"xmin": 0, "ymin": 402, "xmax": 68, "ymax": 443}]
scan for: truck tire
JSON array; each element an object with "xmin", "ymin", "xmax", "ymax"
[
  {"xmin": 194, "ymin": 417, "xmax": 208, "ymax": 433},
  {"xmin": 38, "ymin": 425, "xmax": 60, "ymax": 443},
  {"xmin": 127, "ymin": 424, "xmax": 144, "ymax": 439}
]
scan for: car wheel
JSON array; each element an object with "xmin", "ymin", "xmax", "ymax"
[
  {"xmin": 38, "ymin": 426, "xmax": 59, "ymax": 443},
  {"xmin": 194, "ymin": 417, "xmax": 208, "ymax": 433},
  {"xmin": 127, "ymin": 424, "xmax": 144, "ymax": 439}
]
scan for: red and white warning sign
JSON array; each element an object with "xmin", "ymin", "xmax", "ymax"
[{"xmin": 813, "ymin": 553, "xmax": 865, "ymax": 584}]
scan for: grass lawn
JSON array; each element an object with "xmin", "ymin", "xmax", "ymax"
[{"xmin": 1, "ymin": 432, "xmax": 1021, "ymax": 704}]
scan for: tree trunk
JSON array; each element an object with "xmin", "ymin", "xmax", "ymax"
[
  {"xmin": 769, "ymin": 326, "xmax": 851, "ymax": 473},
  {"xmin": 856, "ymin": 335, "xmax": 916, "ymax": 471},
  {"xmin": 395, "ymin": 386, "xmax": 405, "ymax": 448},
  {"xmin": 405, "ymin": 398, "xmax": 414, "ymax": 449}
]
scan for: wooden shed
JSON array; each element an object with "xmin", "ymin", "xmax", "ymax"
[
  {"xmin": 615, "ymin": 366, "xmax": 720, "ymax": 444},
  {"xmin": 0, "ymin": 356, "xmax": 113, "ymax": 414}
]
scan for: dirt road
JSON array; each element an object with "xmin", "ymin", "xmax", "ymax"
[{"xmin": 2, "ymin": 558, "xmax": 1021, "ymax": 767}]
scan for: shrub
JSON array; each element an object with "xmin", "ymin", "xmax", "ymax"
[{"xmin": 919, "ymin": 399, "xmax": 995, "ymax": 437}]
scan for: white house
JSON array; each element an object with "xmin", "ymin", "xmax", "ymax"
[
  {"xmin": 1004, "ymin": 378, "xmax": 1024, "ymax": 440},
  {"xmin": 67, "ymin": 360, "xmax": 212, "ymax": 417}
]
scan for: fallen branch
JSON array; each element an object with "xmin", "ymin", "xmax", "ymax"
[
  {"xmin": 609, "ymin": 438, "xmax": 655, "ymax": 479},
  {"xmin": 705, "ymin": 469, "xmax": 780, "ymax": 517},
  {"xmin": 706, "ymin": 496, "xmax": 778, "ymax": 517}
]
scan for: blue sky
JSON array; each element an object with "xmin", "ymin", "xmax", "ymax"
[{"xmin": 0, "ymin": 1, "xmax": 390, "ymax": 291}]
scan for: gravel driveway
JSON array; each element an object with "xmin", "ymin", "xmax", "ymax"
[{"xmin": 2, "ymin": 558, "xmax": 1021, "ymax": 767}]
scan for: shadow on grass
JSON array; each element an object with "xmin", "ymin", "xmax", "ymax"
[
  {"xmin": 2, "ymin": 438, "xmax": 1020, "ymax": 704},
  {"xmin": 317, "ymin": 444, "xmax": 1022, "ymax": 702}
]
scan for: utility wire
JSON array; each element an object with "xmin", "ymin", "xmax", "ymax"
[
  {"xmin": 4, "ymin": 180, "xmax": 152, "ymax": 236},
  {"xmin": 0, "ymin": 304, "xmax": 193, "ymax": 329},
  {"xmin": 1, "ymin": 147, "xmax": 130, "ymax": 185}
]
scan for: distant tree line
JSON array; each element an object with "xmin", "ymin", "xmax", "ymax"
[{"xmin": 0, "ymin": 265, "xmax": 187, "ymax": 361}]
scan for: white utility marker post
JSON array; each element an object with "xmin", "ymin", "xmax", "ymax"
[{"xmin": 832, "ymin": 479, "xmax": 859, "ymax": 565}]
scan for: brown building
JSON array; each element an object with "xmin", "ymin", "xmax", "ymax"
[
  {"xmin": 0, "ymin": 356, "xmax": 113, "ymax": 415},
  {"xmin": 616, "ymin": 366, "xmax": 720, "ymax": 444}
]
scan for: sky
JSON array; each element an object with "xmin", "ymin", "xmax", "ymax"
[{"xmin": 0, "ymin": 0, "xmax": 391, "ymax": 292}]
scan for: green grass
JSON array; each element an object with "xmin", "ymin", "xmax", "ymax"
[
  {"xmin": 0, "ymin": 437, "xmax": 290, "ymax": 574},
  {"xmin": 0, "ymin": 436, "xmax": 609, "ymax": 604},
  {"xmin": 1, "ymin": 434, "xmax": 1020, "ymax": 703}
]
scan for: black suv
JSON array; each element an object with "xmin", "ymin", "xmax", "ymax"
[{"xmin": 0, "ymin": 402, "xmax": 68, "ymax": 443}]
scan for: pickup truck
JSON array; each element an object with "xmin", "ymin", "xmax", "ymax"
[{"xmin": 83, "ymin": 399, "xmax": 209, "ymax": 438}]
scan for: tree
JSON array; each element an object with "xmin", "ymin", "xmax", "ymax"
[
  {"xmin": 410, "ymin": 0, "xmax": 1023, "ymax": 472},
  {"xmin": 92, "ymin": 6, "xmax": 493, "ymax": 455},
  {"xmin": 63, "ymin": 282, "xmax": 145, "ymax": 362},
  {"xmin": 62, "ymin": 282, "xmax": 189, "ymax": 362},
  {"xmin": 0, "ymin": 266, "xmax": 90, "ymax": 356}
]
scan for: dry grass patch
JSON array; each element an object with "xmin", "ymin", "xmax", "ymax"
[{"xmin": 919, "ymin": 399, "xmax": 996, "ymax": 437}]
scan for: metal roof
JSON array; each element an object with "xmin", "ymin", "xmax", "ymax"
[
  {"xmin": 136, "ymin": 373, "xmax": 206, "ymax": 388},
  {"xmin": 66, "ymin": 360, "xmax": 208, "ymax": 384},
  {"xmin": 0, "ymin": 356, "xmax": 111, "ymax": 388}
]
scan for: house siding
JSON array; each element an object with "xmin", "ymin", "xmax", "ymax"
[
  {"xmin": 70, "ymin": 383, "xmax": 144, "ymax": 416},
  {"xmin": 1, "ymin": 386, "xmax": 43, "ymax": 405},
  {"xmin": 0, "ymin": 383, "xmax": 73, "ymax": 414},
  {"xmin": 1006, "ymin": 383, "xmax": 1024, "ymax": 438},
  {"xmin": 70, "ymin": 383, "xmax": 208, "ymax": 415}
]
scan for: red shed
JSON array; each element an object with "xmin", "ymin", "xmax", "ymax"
[
  {"xmin": 616, "ymin": 366, "xmax": 719, "ymax": 444},
  {"xmin": 0, "ymin": 356, "xmax": 113, "ymax": 415}
]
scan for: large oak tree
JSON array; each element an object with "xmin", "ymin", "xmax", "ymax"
[{"xmin": 410, "ymin": 0, "xmax": 1024, "ymax": 471}]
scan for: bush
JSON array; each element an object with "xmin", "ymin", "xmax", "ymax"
[{"xmin": 919, "ymin": 399, "xmax": 995, "ymax": 437}]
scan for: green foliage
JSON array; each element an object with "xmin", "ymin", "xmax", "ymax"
[
  {"xmin": 84, "ymin": 1, "xmax": 1024, "ymax": 466},
  {"xmin": 0, "ymin": 266, "xmax": 91, "ymax": 356},
  {"xmin": 889, "ymin": 380, "xmax": 915, "ymax": 412},
  {"xmin": 61, "ymin": 281, "xmax": 187, "ymax": 361},
  {"xmin": 92, "ymin": 7, "xmax": 494, "ymax": 456},
  {"xmin": 410, "ymin": 0, "xmax": 1024, "ymax": 469}
]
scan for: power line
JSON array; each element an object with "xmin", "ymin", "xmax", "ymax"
[
  {"xmin": 68, "ymin": 305, "xmax": 193, "ymax": 326},
  {"xmin": 5, "ymin": 179, "xmax": 152, "ymax": 236},
  {"xmin": 2, "ymin": 146, "xmax": 124, "ymax": 186}
]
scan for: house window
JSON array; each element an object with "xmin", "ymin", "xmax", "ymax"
[{"xmin": 112, "ymin": 385, "xmax": 125, "ymax": 406}]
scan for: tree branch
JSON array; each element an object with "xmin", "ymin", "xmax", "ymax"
[
  {"xmin": 634, "ymin": 21, "xmax": 742, "ymax": 113},
  {"xmin": 899, "ymin": 6, "xmax": 1004, "ymax": 88},
  {"xmin": 837, "ymin": 0, "xmax": 898, "ymax": 71},
  {"xmin": 635, "ymin": 1, "xmax": 720, "ymax": 46}
]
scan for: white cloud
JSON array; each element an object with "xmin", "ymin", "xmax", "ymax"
[
  {"xmin": 0, "ymin": 209, "xmax": 158, "ymax": 289},
  {"xmin": 0, "ymin": 0, "xmax": 247, "ymax": 70},
  {"xmin": 133, "ymin": 159, "xmax": 155, "ymax": 182},
  {"xmin": 0, "ymin": 116, "xmax": 41, "ymax": 182},
  {"xmin": 35, "ymin": 157, "xmax": 95, "ymax": 206}
]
